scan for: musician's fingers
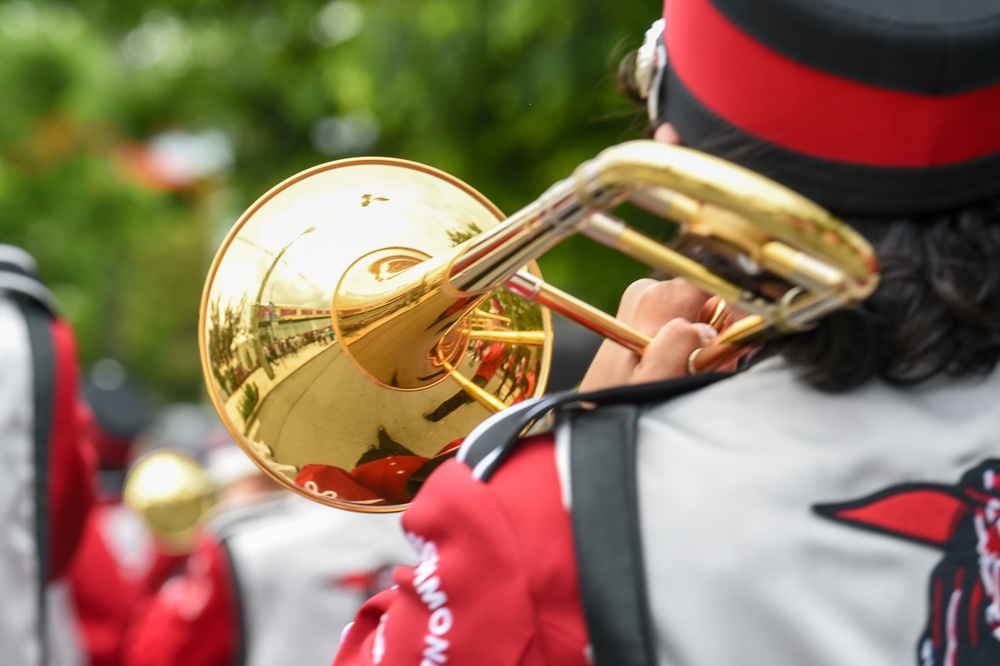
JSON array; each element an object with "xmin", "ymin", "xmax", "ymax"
[
  {"xmin": 631, "ymin": 320, "xmax": 718, "ymax": 383},
  {"xmin": 580, "ymin": 318, "xmax": 718, "ymax": 391},
  {"xmin": 616, "ymin": 277, "xmax": 711, "ymax": 336}
]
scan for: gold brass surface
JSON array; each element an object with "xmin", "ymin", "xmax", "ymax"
[
  {"xmin": 200, "ymin": 141, "xmax": 879, "ymax": 512},
  {"xmin": 123, "ymin": 449, "xmax": 217, "ymax": 555},
  {"xmin": 200, "ymin": 159, "xmax": 551, "ymax": 512}
]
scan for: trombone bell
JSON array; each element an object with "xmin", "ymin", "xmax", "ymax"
[{"xmin": 200, "ymin": 159, "xmax": 552, "ymax": 513}]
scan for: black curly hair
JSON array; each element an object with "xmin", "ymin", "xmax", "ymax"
[
  {"xmin": 615, "ymin": 48, "xmax": 1000, "ymax": 392},
  {"xmin": 764, "ymin": 207, "xmax": 1000, "ymax": 391}
]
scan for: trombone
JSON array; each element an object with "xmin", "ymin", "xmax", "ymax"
[{"xmin": 199, "ymin": 140, "xmax": 878, "ymax": 512}]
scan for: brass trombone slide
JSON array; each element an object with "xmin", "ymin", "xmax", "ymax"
[{"xmin": 200, "ymin": 140, "xmax": 878, "ymax": 512}]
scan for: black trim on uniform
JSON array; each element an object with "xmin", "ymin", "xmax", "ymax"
[
  {"xmin": 708, "ymin": 0, "xmax": 1000, "ymax": 94},
  {"xmin": 663, "ymin": 69, "xmax": 1000, "ymax": 216},
  {"xmin": 461, "ymin": 392, "xmax": 578, "ymax": 481},
  {"xmin": 0, "ymin": 260, "xmax": 33, "ymax": 278},
  {"xmin": 460, "ymin": 373, "xmax": 731, "ymax": 481}
]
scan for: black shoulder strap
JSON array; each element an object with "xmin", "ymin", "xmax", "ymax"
[
  {"xmin": 568, "ymin": 403, "xmax": 654, "ymax": 666},
  {"xmin": 567, "ymin": 373, "xmax": 729, "ymax": 666}
]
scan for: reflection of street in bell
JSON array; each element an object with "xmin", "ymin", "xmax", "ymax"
[
  {"xmin": 251, "ymin": 225, "xmax": 317, "ymax": 380},
  {"xmin": 423, "ymin": 375, "xmax": 489, "ymax": 422}
]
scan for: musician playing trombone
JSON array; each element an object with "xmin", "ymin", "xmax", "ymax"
[{"xmin": 333, "ymin": 0, "xmax": 1000, "ymax": 664}]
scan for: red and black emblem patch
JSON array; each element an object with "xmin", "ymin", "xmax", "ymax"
[{"xmin": 814, "ymin": 459, "xmax": 1000, "ymax": 666}]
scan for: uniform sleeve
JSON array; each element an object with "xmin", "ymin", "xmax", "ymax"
[
  {"xmin": 47, "ymin": 316, "xmax": 97, "ymax": 581},
  {"xmin": 333, "ymin": 434, "xmax": 589, "ymax": 666},
  {"xmin": 121, "ymin": 533, "xmax": 238, "ymax": 666}
]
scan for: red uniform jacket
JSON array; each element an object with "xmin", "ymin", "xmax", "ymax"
[
  {"xmin": 70, "ymin": 499, "xmax": 184, "ymax": 666},
  {"xmin": 333, "ymin": 435, "xmax": 590, "ymax": 666},
  {"xmin": 121, "ymin": 533, "xmax": 238, "ymax": 666},
  {"xmin": 48, "ymin": 316, "xmax": 97, "ymax": 581}
]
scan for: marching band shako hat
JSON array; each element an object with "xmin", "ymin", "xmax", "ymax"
[{"xmin": 653, "ymin": 0, "xmax": 1000, "ymax": 216}]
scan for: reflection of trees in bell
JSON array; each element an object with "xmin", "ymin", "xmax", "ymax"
[
  {"xmin": 446, "ymin": 221, "xmax": 483, "ymax": 248},
  {"xmin": 238, "ymin": 382, "xmax": 259, "ymax": 422},
  {"xmin": 207, "ymin": 293, "xmax": 248, "ymax": 400},
  {"xmin": 493, "ymin": 287, "xmax": 543, "ymax": 331}
]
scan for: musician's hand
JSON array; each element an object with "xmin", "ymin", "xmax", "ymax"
[{"xmin": 579, "ymin": 277, "xmax": 718, "ymax": 392}]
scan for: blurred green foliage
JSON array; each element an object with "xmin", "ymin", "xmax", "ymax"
[{"xmin": 0, "ymin": 0, "xmax": 662, "ymax": 401}]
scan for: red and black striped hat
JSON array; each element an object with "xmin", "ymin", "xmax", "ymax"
[{"xmin": 650, "ymin": 0, "xmax": 1000, "ymax": 216}]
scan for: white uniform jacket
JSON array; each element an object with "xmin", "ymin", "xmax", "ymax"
[{"xmin": 554, "ymin": 357, "xmax": 1000, "ymax": 665}]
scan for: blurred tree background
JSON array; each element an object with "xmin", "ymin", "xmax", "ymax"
[{"xmin": 0, "ymin": 0, "xmax": 662, "ymax": 402}]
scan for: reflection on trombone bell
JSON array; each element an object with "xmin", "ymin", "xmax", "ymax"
[
  {"xmin": 424, "ymin": 295, "xmax": 544, "ymax": 421},
  {"xmin": 199, "ymin": 141, "xmax": 878, "ymax": 512},
  {"xmin": 293, "ymin": 429, "xmax": 464, "ymax": 506}
]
